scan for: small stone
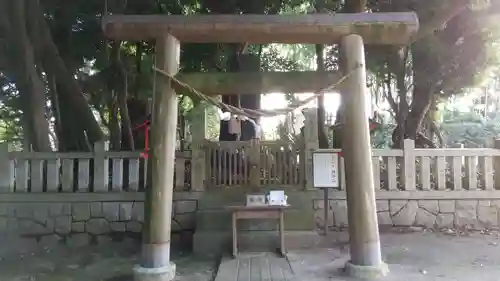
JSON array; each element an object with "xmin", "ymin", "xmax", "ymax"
[
  {"xmin": 85, "ymin": 218, "xmax": 110, "ymax": 235},
  {"xmin": 67, "ymin": 264, "xmax": 80, "ymax": 270},
  {"xmin": 72, "ymin": 203, "xmax": 91, "ymax": 221},
  {"xmin": 420, "ymin": 269, "xmax": 427, "ymax": 275}
]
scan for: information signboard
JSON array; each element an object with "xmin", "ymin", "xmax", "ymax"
[{"xmin": 313, "ymin": 152, "xmax": 340, "ymax": 188}]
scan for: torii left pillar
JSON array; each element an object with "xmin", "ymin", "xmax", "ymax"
[{"xmin": 134, "ymin": 35, "xmax": 180, "ymax": 281}]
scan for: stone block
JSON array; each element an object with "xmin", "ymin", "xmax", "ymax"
[
  {"xmin": 454, "ymin": 200, "xmax": 478, "ymax": 227},
  {"xmin": 313, "ymin": 200, "xmax": 324, "ymax": 210},
  {"xmin": 32, "ymin": 203, "xmax": 50, "ymax": 222},
  {"xmin": 49, "ymin": 203, "xmax": 71, "ymax": 217},
  {"xmin": 67, "ymin": 233, "xmax": 90, "ymax": 248},
  {"xmin": 439, "ymin": 200, "xmax": 455, "ymax": 213},
  {"xmin": 132, "ymin": 202, "xmax": 144, "ymax": 222},
  {"xmin": 72, "ymin": 203, "xmax": 91, "ymax": 221},
  {"xmin": 437, "ymin": 214, "xmax": 454, "ymax": 228},
  {"xmin": 390, "ymin": 200, "xmax": 417, "ymax": 226},
  {"xmin": 477, "ymin": 206, "xmax": 498, "ymax": 227},
  {"xmin": 331, "ymin": 200, "xmax": 348, "ymax": 226},
  {"xmin": 40, "ymin": 234, "xmax": 63, "ymax": 248},
  {"xmin": 478, "ymin": 200, "xmax": 491, "ymax": 207},
  {"xmin": 175, "ymin": 200, "xmax": 197, "ymax": 214},
  {"xmin": 0, "ymin": 217, "xmax": 7, "ymax": 232},
  {"xmin": 15, "ymin": 204, "xmax": 33, "ymax": 218},
  {"xmin": 110, "ymin": 222, "xmax": 126, "ymax": 232},
  {"xmin": 103, "ymin": 202, "xmax": 120, "ymax": 221},
  {"xmin": 172, "ymin": 214, "xmax": 195, "ymax": 231},
  {"xmin": 126, "ymin": 221, "xmax": 142, "ymax": 233},
  {"xmin": 44, "ymin": 218, "xmax": 55, "ymax": 233},
  {"xmin": 377, "ymin": 211, "xmax": 392, "ymax": 225},
  {"xmin": 415, "ymin": 208, "xmax": 436, "ymax": 228},
  {"xmin": 85, "ymin": 218, "xmax": 110, "ymax": 235},
  {"xmin": 54, "ymin": 216, "xmax": 71, "ymax": 234},
  {"xmin": 71, "ymin": 222, "xmax": 85, "ymax": 233},
  {"xmin": 119, "ymin": 203, "xmax": 133, "ymax": 221},
  {"xmin": 491, "ymin": 200, "xmax": 500, "ymax": 209},
  {"xmin": 376, "ymin": 200, "xmax": 389, "ymax": 212},
  {"xmin": 90, "ymin": 202, "xmax": 103, "ymax": 217},
  {"xmin": 418, "ymin": 200, "xmax": 439, "ymax": 215},
  {"xmin": 314, "ymin": 209, "xmax": 334, "ymax": 229}
]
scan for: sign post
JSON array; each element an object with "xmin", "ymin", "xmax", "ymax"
[{"xmin": 313, "ymin": 151, "xmax": 340, "ymax": 236}]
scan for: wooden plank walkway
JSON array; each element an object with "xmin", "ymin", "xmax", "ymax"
[{"xmin": 214, "ymin": 252, "xmax": 296, "ymax": 281}]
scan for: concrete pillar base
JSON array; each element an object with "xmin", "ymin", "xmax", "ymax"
[
  {"xmin": 344, "ymin": 261, "xmax": 389, "ymax": 279},
  {"xmin": 133, "ymin": 263, "xmax": 176, "ymax": 281}
]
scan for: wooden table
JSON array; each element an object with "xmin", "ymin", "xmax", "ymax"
[{"xmin": 226, "ymin": 205, "xmax": 289, "ymax": 257}]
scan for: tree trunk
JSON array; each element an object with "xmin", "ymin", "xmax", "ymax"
[
  {"xmin": 219, "ymin": 49, "xmax": 261, "ymax": 141},
  {"xmin": 111, "ymin": 41, "xmax": 135, "ymax": 151},
  {"xmin": 315, "ymin": 44, "xmax": 329, "ymax": 148},
  {"xmin": 6, "ymin": 0, "xmax": 51, "ymax": 152},
  {"xmin": 27, "ymin": 0, "xmax": 103, "ymax": 150}
]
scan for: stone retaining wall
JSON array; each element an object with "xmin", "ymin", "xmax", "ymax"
[
  {"xmin": 314, "ymin": 199, "xmax": 500, "ymax": 229},
  {"xmin": 0, "ymin": 197, "xmax": 198, "ymax": 247}
]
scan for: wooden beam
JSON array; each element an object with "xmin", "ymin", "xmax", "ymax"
[
  {"xmin": 102, "ymin": 13, "xmax": 419, "ymax": 45},
  {"xmin": 175, "ymin": 71, "xmax": 341, "ymax": 95}
]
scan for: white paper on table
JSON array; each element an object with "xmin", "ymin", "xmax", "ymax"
[{"xmin": 268, "ymin": 190, "xmax": 287, "ymax": 206}]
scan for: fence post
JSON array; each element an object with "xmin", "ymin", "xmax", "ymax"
[
  {"xmin": 190, "ymin": 105, "xmax": 206, "ymax": 191},
  {"xmin": 494, "ymin": 139, "xmax": 500, "ymax": 189},
  {"xmin": 93, "ymin": 140, "xmax": 109, "ymax": 192},
  {"xmin": 0, "ymin": 143, "xmax": 13, "ymax": 192},
  {"xmin": 303, "ymin": 108, "xmax": 319, "ymax": 190},
  {"xmin": 403, "ymin": 139, "xmax": 416, "ymax": 190}
]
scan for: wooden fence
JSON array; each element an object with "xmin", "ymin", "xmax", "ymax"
[
  {"xmin": 1, "ymin": 139, "xmax": 499, "ymax": 193},
  {"xmin": 324, "ymin": 139, "xmax": 500, "ymax": 192},
  {"xmin": 205, "ymin": 140, "xmax": 302, "ymax": 188},
  {"xmin": 0, "ymin": 141, "xmax": 191, "ymax": 193}
]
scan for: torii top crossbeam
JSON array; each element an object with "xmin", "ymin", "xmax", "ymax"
[{"xmin": 102, "ymin": 13, "xmax": 418, "ymax": 45}]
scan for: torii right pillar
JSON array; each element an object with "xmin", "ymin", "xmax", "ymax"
[{"xmin": 340, "ymin": 34, "xmax": 389, "ymax": 278}]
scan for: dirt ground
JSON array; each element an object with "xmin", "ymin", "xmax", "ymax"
[{"xmin": 2, "ymin": 228, "xmax": 500, "ymax": 281}]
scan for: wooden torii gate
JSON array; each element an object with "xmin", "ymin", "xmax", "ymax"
[{"xmin": 102, "ymin": 13, "xmax": 418, "ymax": 281}]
